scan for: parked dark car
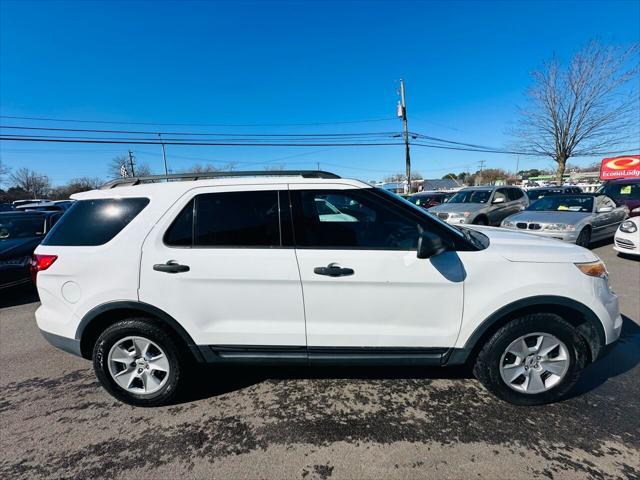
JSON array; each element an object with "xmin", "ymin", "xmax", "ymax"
[
  {"xmin": 526, "ymin": 185, "xmax": 583, "ymax": 201},
  {"xmin": 0, "ymin": 211, "xmax": 63, "ymax": 289},
  {"xmin": 597, "ymin": 178, "xmax": 640, "ymax": 217},
  {"xmin": 408, "ymin": 191, "xmax": 453, "ymax": 209},
  {"xmin": 0, "ymin": 203, "xmax": 15, "ymax": 212}
]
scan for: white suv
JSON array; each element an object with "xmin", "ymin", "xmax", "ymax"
[{"xmin": 33, "ymin": 171, "xmax": 622, "ymax": 406}]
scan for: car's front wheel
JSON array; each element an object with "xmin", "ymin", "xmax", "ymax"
[
  {"xmin": 576, "ymin": 227, "xmax": 591, "ymax": 248},
  {"xmin": 93, "ymin": 318, "xmax": 183, "ymax": 407},
  {"xmin": 473, "ymin": 314, "xmax": 588, "ymax": 405}
]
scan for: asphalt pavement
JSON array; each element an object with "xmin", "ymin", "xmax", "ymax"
[{"xmin": 1, "ymin": 241, "xmax": 638, "ymax": 479}]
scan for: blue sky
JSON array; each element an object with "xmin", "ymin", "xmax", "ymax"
[{"xmin": 1, "ymin": 0, "xmax": 639, "ymax": 185}]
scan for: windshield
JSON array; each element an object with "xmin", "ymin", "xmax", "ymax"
[
  {"xmin": 527, "ymin": 195, "xmax": 593, "ymax": 213},
  {"xmin": 0, "ymin": 216, "xmax": 46, "ymax": 240},
  {"xmin": 448, "ymin": 190, "xmax": 491, "ymax": 204},
  {"xmin": 409, "ymin": 195, "xmax": 439, "ymax": 206},
  {"xmin": 598, "ymin": 182, "xmax": 640, "ymax": 200}
]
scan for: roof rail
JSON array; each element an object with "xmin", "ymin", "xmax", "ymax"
[{"xmin": 100, "ymin": 170, "xmax": 340, "ymax": 189}]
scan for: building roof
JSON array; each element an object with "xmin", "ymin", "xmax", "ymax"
[{"xmin": 421, "ymin": 179, "xmax": 460, "ymax": 190}]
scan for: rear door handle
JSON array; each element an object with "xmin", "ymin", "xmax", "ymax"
[
  {"xmin": 153, "ymin": 261, "xmax": 190, "ymax": 274},
  {"xmin": 314, "ymin": 263, "xmax": 354, "ymax": 277}
]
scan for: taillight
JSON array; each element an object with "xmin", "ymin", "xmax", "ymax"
[{"xmin": 30, "ymin": 254, "xmax": 58, "ymax": 284}]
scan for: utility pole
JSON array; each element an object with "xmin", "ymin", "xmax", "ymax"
[
  {"xmin": 158, "ymin": 133, "xmax": 168, "ymax": 175},
  {"xmin": 317, "ymin": 162, "xmax": 320, "ymax": 171},
  {"xmin": 515, "ymin": 155, "xmax": 520, "ymax": 184},
  {"xmin": 398, "ymin": 79, "xmax": 411, "ymax": 193},
  {"xmin": 128, "ymin": 150, "xmax": 136, "ymax": 177},
  {"xmin": 477, "ymin": 160, "xmax": 486, "ymax": 185}
]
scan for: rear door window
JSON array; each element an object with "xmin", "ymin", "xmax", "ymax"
[
  {"xmin": 42, "ymin": 198, "xmax": 149, "ymax": 246},
  {"xmin": 164, "ymin": 190, "xmax": 282, "ymax": 247},
  {"xmin": 507, "ymin": 188, "xmax": 524, "ymax": 201}
]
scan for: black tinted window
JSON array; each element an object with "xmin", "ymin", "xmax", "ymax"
[
  {"xmin": 195, "ymin": 191, "xmax": 280, "ymax": 247},
  {"xmin": 43, "ymin": 198, "xmax": 149, "ymax": 246},
  {"xmin": 164, "ymin": 199, "xmax": 194, "ymax": 246},
  {"xmin": 507, "ymin": 188, "xmax": 524, "ymax": 201},
  {"xmin": 291, "ymin": 189, "xmax": 420, "ymax": 249}
]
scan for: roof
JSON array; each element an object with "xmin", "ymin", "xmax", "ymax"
[
  {"xmin": 73, "ymin": 173, "xmax": 370, "ymax": 200},
  {"xmin": 421, "ymin": 178, "xmax": 459, "ymax": 190},
  {"xmin": 460, "ymin": 185, "xmax": 499, "ymax": 191}
]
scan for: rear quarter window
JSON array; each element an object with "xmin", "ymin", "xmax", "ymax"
[{"xmin": 42, "ymin": 198, "xmax": 150, "ymax": 246}]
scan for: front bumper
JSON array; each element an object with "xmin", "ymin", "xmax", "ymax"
[
  {"xmin": 613, "ymin": 231, "xmax": 640, "ymax": 255},
  {"xmin": 502, "ymin": 227, "xmax": 579, "ymax": 243}
]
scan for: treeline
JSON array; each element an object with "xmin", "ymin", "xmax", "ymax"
[
  {"xmin": 0, "ymin": 167, "xmax": 103, "ymax": 202},
  {"xmin": 0, "ymin": 157, "xmax": 240, "ymax": 203}
]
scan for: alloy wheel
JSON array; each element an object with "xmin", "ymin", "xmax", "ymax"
[
  {"xmin": 499, "ymin": 332, "xmax": 570, "ymax": 394},
  {"xmin": 107, "ymin": 336, "xmax": 170, "ymax": 395}
]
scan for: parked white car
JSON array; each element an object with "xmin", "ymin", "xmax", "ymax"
[
  {"xmin": 33, "ymin": 171, "xmax": 622, "ymax": 407},
  {"xmin": 614, "ymin": 217, "xmax": 640, "ymax": 256}
]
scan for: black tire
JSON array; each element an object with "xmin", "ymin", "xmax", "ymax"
[
  {"xmin": 576, "ymin": 227, "xmax": 591, "ymax": 248},
  {"xmin": 474, "ymin": 216, "xmax": 488, "ymax": 226},
  {"xmin": 473, "ymin": 314, "xmax": 588, "ymax": 406},
  {"xmin": 93, "ymin": 318, "xmax": 183, "ymax": 407}
]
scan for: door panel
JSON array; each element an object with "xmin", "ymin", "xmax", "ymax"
[
  {"xmin": 139, "ymin": 184, "xmax": 306, "ymax": 346},
  {"xmin": 295, "ymin": 249, "xmax": 465, "ymax": 347},
  {"xmin": 289, "ymin": 184, "xmax": 464, "ymax": 348}
]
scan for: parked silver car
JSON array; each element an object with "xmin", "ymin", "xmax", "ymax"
[
  {"xmin": 501, "ymin": 194, "xmax": 628, "ymax": 247},
  {"xmin": 428, "ymin": 186, "xmax": 529, "ymax": 226}
]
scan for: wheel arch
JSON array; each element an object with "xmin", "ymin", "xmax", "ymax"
[
  {"xmin": 447, "ymin": 295, "xmax": 605, "ymax": 366},
  {"xmin": 77, "ymin": 301, "xmax": 203, "ymax": 362},
  {"xmin": 473, "ymin": 214, "xmax": 489, "ymax": 225}
]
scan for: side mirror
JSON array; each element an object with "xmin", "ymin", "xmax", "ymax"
[
  {"xmin": 492, "ymin": 197, "xmax": 506, "ymax": 204},
  {"xmin": 597, "ymin": 206, "xmax": 613, "ymax": 213},
  {"xmin": 417, "ymin": 230, "xmax": 448, "ymax": 259}
]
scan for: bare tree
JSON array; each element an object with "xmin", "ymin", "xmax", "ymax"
[
  {"xmin": 384, "ymin": 171, "xmax": 423, "ymax": 182},
  {"xmin": 180, "ymin": 162, "xmax": 238, "ymax": 174},
  {"xmin": 514, "ymin": 41, "xmax": 639, "ymax": 184},
  {"xmin": 264, "ymin": 164, "xmax": 285, "ymax": 171},
  {"xmin": 0, "ymin": 159, "xmax": 9, "ymax": 186},
  {"xmin": 108, "ymin": 155, "xmax": 152, "ymax": 179},
  {"xmin": 10, "ymin": 168, "xmax": 51, "ymax": 197},
  {"xmin": 50, "ymin": 177, "xmax": 104, "ymax": 199}
]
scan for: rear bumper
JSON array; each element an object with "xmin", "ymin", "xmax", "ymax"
[{"xmin": 39, "ymin": 329, "xmax": 82, "ymax": 357}]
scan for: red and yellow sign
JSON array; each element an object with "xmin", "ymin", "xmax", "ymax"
[{"xmin": 599, "ymin": 155, "xmax": 640, "ymax": 180}]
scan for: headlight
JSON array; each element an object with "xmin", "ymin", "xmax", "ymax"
[
  {"xmin": 575, "ymin": 260, "xmax": 608, "ymax": 278},
  {"xmin": 543, "ymin": 223, "xmax": 575, "ymax": 231},
  {"xmin": 632, "ymin": 207, "xmax": 640, "ymax": 213},
  {"xmin": 620, "ymin": 220, "xmax": 638, "ymax": 233},
  {"xmin": 502, "ymin": 220, "xmax": 516, "ymax": 228},
  {"xmin": 448, "ymin": 211, "xmax": 472, "ymax": 218}
]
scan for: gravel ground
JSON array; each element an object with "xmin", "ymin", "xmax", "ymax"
[{"xmin": 1, "ymin": 241, "xmax": 638, "ymax": 480}]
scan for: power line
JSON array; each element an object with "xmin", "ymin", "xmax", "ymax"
[
  {"xmin": 1, "ymin": 132, "xmax": 633, "ymax": 157},
  {"xmin": 0, "ymin": 124, "xmax": 403, "ymax": 138},
  {"xmin": 0, "ymin": 115, "xmax": 398, "ymax": 127},
  {"xmin": 0, "ymin": 136, "xmax": 404, "ymax": 147}
]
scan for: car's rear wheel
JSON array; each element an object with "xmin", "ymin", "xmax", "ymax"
[
  {"xmin": 576, "ymin": 227, "xmax": 591, "ymax": 248},
  {"xmin": 474, "ymin": 216, "xmax": 488, "ymax": 226},
  {"xmin": 93, "ymin": 318, "xmax": 183, "ymax": 407},
  {"xmin": 473, "ymin": 314, "xmax": 588, "ymax": 405}
]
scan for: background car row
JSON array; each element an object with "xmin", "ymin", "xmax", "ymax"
[{"xmin": 410, "ymin": 177, "xmax": 640, "ymax": 250}]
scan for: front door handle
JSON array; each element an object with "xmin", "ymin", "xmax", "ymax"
[
  {"xmin": 153, "ymin": 261, "xmax": 190, "ymax": 274},
  {"xmin": 314, "ymin": 263, "xmax": 354, "ymax": 277}
]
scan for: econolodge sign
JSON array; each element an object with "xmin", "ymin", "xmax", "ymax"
[{"xmin": 599, "ymin": 155, "xmax": 640, "ymax": 180}]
